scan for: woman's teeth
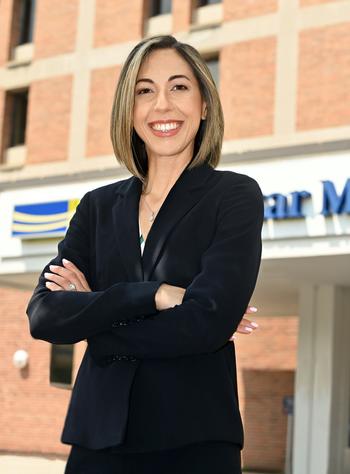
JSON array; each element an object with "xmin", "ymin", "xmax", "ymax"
[{"xmin": 151, "ymin": 122, "xmax": 180, "ymax": 132}]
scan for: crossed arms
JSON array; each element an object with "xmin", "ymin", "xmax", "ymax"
[{"xmin": 26, "ymin": 176, "xmax": 264, "ymax": 363}]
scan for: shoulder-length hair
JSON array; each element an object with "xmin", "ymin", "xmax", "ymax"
[{"xmin": 110, "ymin": 35, "xmax": 224, "ymax": 184}]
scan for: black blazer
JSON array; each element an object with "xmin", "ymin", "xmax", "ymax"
[{"xmin": 26, "ymin": 161, "xmax": 264, "ymax": 452}]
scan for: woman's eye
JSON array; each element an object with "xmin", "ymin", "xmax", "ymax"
[
  {"xmin": 136, "ymin": 84, "xmax": 188, "ymax": 95},
  {"xmin": 173, "ymin": 84, "xmax": 188, "ymax": 91},
  {"xmin": 136, "ymin": 88, "xmax": 152, "ymax": 95}
]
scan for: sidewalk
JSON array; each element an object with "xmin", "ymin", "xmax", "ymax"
[{"xmin": 0, "ymin": 453, "xmax": 274, "ymax": 473}]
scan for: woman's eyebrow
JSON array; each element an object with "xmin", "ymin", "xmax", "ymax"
[{"xmin": 135, "ymin": 74, "xmax": 191, "ymax": 85}]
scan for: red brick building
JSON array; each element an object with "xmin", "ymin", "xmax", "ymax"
[{"xmin": 0, "ymin": 1, "xmax": 349, "ymax": 473}]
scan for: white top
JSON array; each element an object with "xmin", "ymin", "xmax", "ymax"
[{"xmin": 139, "ymin": 221, "xmax": 145, "ymax": 256}]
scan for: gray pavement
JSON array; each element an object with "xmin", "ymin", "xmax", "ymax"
[{"xmin": 0, "ymin": 453, "xmax": 275, "ymax": 473}]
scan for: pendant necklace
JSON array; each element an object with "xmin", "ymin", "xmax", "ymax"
[{"xmin": 142, "ymin": 194, "xmax": 157, "ymax": 222}]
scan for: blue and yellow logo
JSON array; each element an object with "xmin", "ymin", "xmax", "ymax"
[{"xmin": 12, "ymin": 199, "xmax": 80, "ymax": 239}]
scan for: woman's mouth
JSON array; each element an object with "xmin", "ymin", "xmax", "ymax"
[{"xmin": 148, "ymin": 121, "xmax": 183, "ymax": 137}]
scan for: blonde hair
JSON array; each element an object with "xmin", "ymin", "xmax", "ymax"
[{"xmin": 110, "ymin": 35, "xmax": 224, "ymax": 184}]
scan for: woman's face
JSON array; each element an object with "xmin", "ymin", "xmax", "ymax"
[{"xmin": 133, "ymin": 48, "xmax": 207, "ymax": 163}]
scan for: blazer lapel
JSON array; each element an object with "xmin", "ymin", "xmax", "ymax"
[{"xmin": 112, "ymin": 161, "xmax": 217, "ymax": 282}]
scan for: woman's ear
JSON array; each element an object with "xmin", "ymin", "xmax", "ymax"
[{"xmin": 201, "ymin": 103, "xmax": 207, "ymax": 120}]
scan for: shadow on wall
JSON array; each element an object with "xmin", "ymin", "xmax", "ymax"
[{"xmin": 241, "ymin": 369, "xmax": 295, "ymax": 473}]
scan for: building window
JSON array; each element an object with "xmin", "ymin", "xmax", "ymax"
[
  {"xmin": 206, "ymin": 56, "xmax": 219, "ymax": 89},
  {"xmin": 12, "ymin": 0, "xmax": 36, "ymax": 46},
  {"xmin": 50, "ymin": 344, "xmax": 74, "ymax": 387},
  {"xmin": 197, "ymin": 0, "xmax": 221, "ymax": 6},
  {"xmin": 18, "ymin": 0, "xmax": 36, "ymax": 44},
  {"xmin": 149, "ymin": 0, "xmax": 172, "ymax": 17},
  {"xmin": 7, "ymin": 90, "xmax": 28, "ymax": 147}
]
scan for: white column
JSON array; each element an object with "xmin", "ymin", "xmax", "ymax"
[{"xmin": 293, "ymin": 284, "xmax": 350, "ymax": 474}]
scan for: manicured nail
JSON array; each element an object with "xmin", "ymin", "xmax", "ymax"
[
  {"xmin": 249, "ymin": 306, "xmax": 258, "ymax": 312},
  {"xmin": 250, "ymin": 322, "xmax": 259, "ymax": 328},
  {"xmin": 62, "ymin": 259, "xmax": 70, "ymax": 264},
  {"xmin": 245, "ymin": 327, "xmax": 253, "ymax": 332},
  {"xmin": 49, "ymin": 265, "xmax": 58, "ymax": 270}
]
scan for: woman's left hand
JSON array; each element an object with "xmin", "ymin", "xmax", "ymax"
[
  {"xmin": 229, "ymin": 306, "xmax": 259, "ymax": 340},
  {"xmin": 44, "ymin": 258, "xmax": 91, "ymax": 292}
]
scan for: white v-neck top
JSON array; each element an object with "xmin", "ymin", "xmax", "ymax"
[{"xmin": 139, "ymin": 221, "xmax": 145, "ymax": 256}]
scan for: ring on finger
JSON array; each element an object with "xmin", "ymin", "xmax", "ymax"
[{"xmin": 68, "ymin": 282, "xmax": 77, "ymax": 291}]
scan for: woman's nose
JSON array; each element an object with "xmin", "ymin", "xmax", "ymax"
[{"xmin": 154, "ymin": 90, "xmax": 172, "ymax": 111}]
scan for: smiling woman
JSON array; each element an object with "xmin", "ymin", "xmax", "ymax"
[{"xmin": 26, "ymin": 34, "xmax": 263, "ymax": 474}]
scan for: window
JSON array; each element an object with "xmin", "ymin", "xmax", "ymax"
[
  {"xmin": 7, "ymin": 90, "xmax": 28, "ymax": 147},
  {"xmin": 206, "ymin": 56, "xmax": 219, "ymax": 89},
  {"xmin": 50, "ymin": 344, "xmax": 74, "ymax": 387},
  {"xmin": 19, "ymin": 0, "xmax": 36, "ymax": 44},
  {"xmin": 149, "ymin": 0, "xmax": 172, "ymax": 17},
  {"xmin": 197, "ymin": 0, "xmax": 221, "ymax": 6}
]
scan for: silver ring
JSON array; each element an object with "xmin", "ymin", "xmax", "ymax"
[{"xmin": 68, "ymin": 283, "xmax": 77, "ymax": 291}]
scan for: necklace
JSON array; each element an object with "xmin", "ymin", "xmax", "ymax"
[{"xmin": 142, "ymin": 194, "xmax": 157, "ymax": 222}]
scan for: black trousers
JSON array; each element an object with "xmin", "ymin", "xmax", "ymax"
[{"xmin": 64, "ymin": 441, "xmax": 242, "ymax": 474}]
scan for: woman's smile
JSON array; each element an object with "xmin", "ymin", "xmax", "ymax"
[{"xmin": 148, "ymin": 120, "xmax": 184, "ymax": 137}]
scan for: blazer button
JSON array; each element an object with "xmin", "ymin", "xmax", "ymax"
[{"xmin": 112, "ymin": 321, "xmax": 128, "ymax": 328}]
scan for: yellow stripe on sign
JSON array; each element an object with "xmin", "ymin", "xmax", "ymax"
[
  {"xmin": 13, "ymin": 210, "xmax": 72, "ymax": 223},
  {"xmin": 68, "ymin": 199, "xmax": 80, "ymax": 222},
  {"xmin": 12, "ymin": 219, "xmax": 72, "ymax": 232}
]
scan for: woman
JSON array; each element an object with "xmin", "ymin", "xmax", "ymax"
[{"xmin": 26, "ymin": 35, "xmax": 264, "ymax": 474}]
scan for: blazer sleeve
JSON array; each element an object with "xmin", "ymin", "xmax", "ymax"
[
  {"xmin": 26, "ymin": 190, "xmax": 163, "ymax": 345},
  {"xmin": 87, "ymin": 176, "xmax": 264, "ymax": 363}
]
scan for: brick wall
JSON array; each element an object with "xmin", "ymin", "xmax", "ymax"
[
  {"xmin": 94, "ymin": 0, "xmax": 145, "ymax": 47},
  {"xmin": 25, "ymin": 75, "xmax": 73, "ymax": 164},
  {"xmin": 297, "ymin": 22, "xmax": 350, "ymax": 130},
  {"xmin": 87, "ymin": 66, "xmax": 120, "ymax": 158},
  {"xmin": 236, "ymin": 316, "xmax": 298, "ymax": 471},
  {"xmin": 33, "ymin": 0, "xmax": 79, "ymax": 60},
  {"xmin": 221, "ymin": 37, "xmax": 276, "ymax": 140},
  {"xmin": 0, "ymin": 285, "xmax": 86, "ymax": 455},
  {"xmin": 0, "ymin": 0, "xmax": 14, "ymax": 66},
  {"xmin": 223, "ymin": 0, "xmax": 278, "ymax": 21}
]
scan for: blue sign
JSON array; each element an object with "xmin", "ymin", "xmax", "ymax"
[
  {"xmin": 12, "ymin": 199, "xmax": 80, "ymax": 239},
  {"xmin": 264, "ymin": 178, "xmax": 350, "ymax": 220}
]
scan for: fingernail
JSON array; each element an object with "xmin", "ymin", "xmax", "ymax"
[
  {"xmin": 249, "ymin": 306, "xmax": 258, "ymax": 312},
  {"xmin": 250, "ymin": 322, "xmax": 259, "ymax": 328},
  {"xmin": 49, "ymin": 265, "xmax": 58, "ymax": 270},
  {"xmin": 245, "ymin": 327, "xmax": 253, "ymax": 332},
  {"xmin": 62, "ymin": 259, "xmax": 70, "ymax": 264}
]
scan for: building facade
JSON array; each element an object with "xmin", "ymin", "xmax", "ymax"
[{"xmin": 0, "ymin": 1, "xmax": 349, "ymax": 473}]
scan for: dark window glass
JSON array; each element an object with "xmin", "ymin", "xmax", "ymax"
[
  {"xmin": 50, "ymin": 344, "xmax": 74, "ymax": 387},
  {"xmin": 18, "ymin": 0, "xmax": 36, "ymax": 45},
  {"xmin": 206, "ymin": 56, "xmax": 219, "ymax": 89},
  {"xmin": 9, "ymin": 90, "xmax": 28, "ymax": 147},
  {"xmin": 149, "ymin": 0, "xmax": 172, "ymax": 17},
  {"xmin": 197, "ymin": 0, "xmax": 221, "ymax": 6}
]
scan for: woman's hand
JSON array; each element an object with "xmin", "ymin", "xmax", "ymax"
[
  {"xmin": 155, "ymin": 284, "xmax": 260, "ymax": 338},
  {"xmin": 229, "ymin": 306, "xmax": 259, "ymax": 340},
  {"xmin": 44, "ymin": 258, "xmax": 91, "ymax": 292},
  {"xmin": 155, "ymin": 283, "xmax": 186, "ymax": 311}
]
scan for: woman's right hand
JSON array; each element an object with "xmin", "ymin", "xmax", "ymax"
[
  {"xmin": 155, "ymin": 284, "xmax": 259, "ymax": 340},
  {"xmin": 155, "ymin": 283, "xmax": 186, "ymax": 311}
]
